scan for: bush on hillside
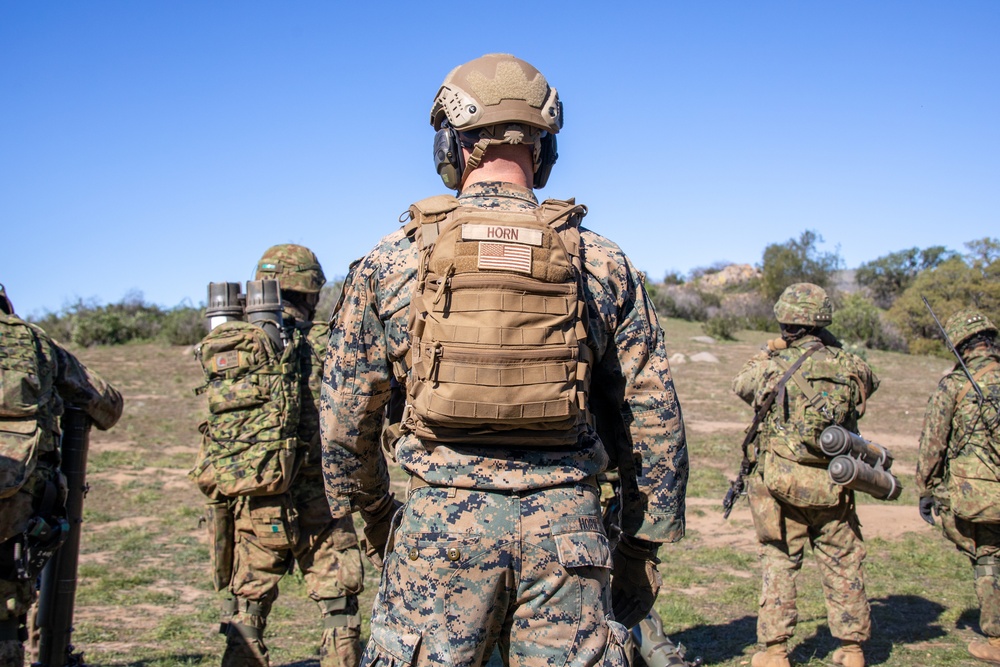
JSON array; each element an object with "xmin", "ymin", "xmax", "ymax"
[
  {"xmin": 829, "ymin": 293, "xmax": 906, "ymax": 351},
  {"xmin": 856, "ymin": 245, "xmax": 954, "ymax": 309},
  {"xmin": 889, "ymin": 242, "xmax": 1000, "ymax": 356},
  {"xmin": 759, "ymin": 230, "xmax": 842, "ymax": 301},
  {"xmin": 702, "ymin": 314, "xmax": 741, "ymax": 340}
]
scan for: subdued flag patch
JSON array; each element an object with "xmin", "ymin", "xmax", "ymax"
[{"xmin": 478, "ymin": 242, "xmax": 532, "ymax": 274}]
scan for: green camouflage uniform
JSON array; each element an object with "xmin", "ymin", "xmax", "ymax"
[
  {"xmin": 222, "ymin": 314, "xmax": 363, "ymax": 667},
  {"xmin": 732, "ymin": 334, "xmax": 879, "ymax": 646},
  {"xmin": 1, "ymin": 312, "xmax": 123, "ymax": 666},
  {"xmin": 916, "ymin": 344, "xmax": 1000, "ymax": 637},
  {"xmin": 321, "ymin": 181, "xmax": 688, "ymax": 667}
]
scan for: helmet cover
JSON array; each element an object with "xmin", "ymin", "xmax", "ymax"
[
  {"xmin": 773, "ymin": 283, "xmax": 833, "ymax": 327},
  {"xmin": 255, "ymin": 244, "xmax": 326, "ymax": 294},
  {"xmin": 945, "ymin": 308, "xmax": 998, "ymax": 348}
]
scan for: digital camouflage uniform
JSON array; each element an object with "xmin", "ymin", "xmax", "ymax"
[
  {"xmin": 1, "ymin": 289, "xmax": 123, "ymax": 667},
  {"xmin": 732, "ymin": 284, "xmax": 878, "ymax": 667},
  {"xmin": 916, "ymin": 309, "xmax": 1000, "ymax": 663},
  {"xmin": 218, "ymin": 246, "xmax": 364, "ymax": 667},
  {"xmin": 321, "ymin": 181, "xmax": 688, "ymax": 667}
]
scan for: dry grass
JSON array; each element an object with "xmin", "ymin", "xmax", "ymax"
[{"xmin": 61, "ymin": 319, "xmax": 985, "ymax": 666}]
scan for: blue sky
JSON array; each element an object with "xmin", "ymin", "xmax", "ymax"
[{"xmin": 3, "ymin": 2, "xmax": 998, "ymax": 318}]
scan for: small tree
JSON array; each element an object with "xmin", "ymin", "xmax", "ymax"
[{"xmin": 759, "ymin": 230, "xmax": 843, "ymax": 302}]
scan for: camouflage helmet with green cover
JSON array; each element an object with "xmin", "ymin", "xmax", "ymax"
[
  {"xmin": 773, "ymin": 283, "xmax": 833, "ymax": 327},
  {"xmin": 254, "ymin": 244, "xmax": 326, "ymax": 294},
  {"xmin": 945, "ymin": 308, "xmax": 998, "ymax": 349}
]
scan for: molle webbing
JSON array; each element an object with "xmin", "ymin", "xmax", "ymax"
[{"xmin": 405, "ymin": 196, "xmax": 592, "ymax": 446}]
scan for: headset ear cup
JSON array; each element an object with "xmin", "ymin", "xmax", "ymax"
[
  {"xmin": 433, "ymin": 126, "xmax": 464, "ymax": 190},
  {"xmin": 533, "ymin": 133, "xmax": 558, "ymax": 189}
]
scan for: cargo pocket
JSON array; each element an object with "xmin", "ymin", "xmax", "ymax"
[
  {"xmin": 551, "ymin": 515, "xmax": 612, "ymax": 569},
  {"xmin": 601, "ymin": 618, "xmax": 629, "ymax": 666},
  {"xmin": 366, "ymin": 608, "xmax": 422, "ymax": 666},
  {"xmin": 247, "ymin": 495, "xmax": 299, "ymax": 550}
]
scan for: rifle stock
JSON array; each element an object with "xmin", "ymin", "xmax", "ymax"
[{"xmin": 35, "ymin": 405, "xmax": 91, "ymax": 667}]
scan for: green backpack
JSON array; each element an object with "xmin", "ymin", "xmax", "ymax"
[
  {"xmin": 189, "ymin": 320, "xmax": 302, "ymax": 498},
  {"xmin": 0, "ymin": 314, "xmax": 52, "ymax": 499},
  {"xmin": 764, "ymin": 346, "xmax": 866, "ymax": 466},
  {"xmin": 946, "ymin": 359, "xmax": 1000, "ymax": 522}
]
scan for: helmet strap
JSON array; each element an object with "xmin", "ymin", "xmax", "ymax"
[{"xmin": 459, "ymin": 124, "xmax": 544, "ymax": 188}]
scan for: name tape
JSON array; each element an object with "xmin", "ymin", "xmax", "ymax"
[{"xmin": 462, "ymin": 224, "xmax": 543, "ymax": 246}]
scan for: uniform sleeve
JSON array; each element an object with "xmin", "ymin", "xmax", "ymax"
[
  {"xmin": 48, "ymin": 339, "xmax": 123, "ymax": 431},
  {"xmin": 916, "ymin": 376, "xmax": 956, "ymax": 496},
  {"xmin": 732, "ymin": 351, "xmax": 770, "ymax": 407},
  {"xmin": 320, "ymin": 258, "xmax": 392, "ymax": 518},
  {"xmin": 597, "ymin": 257, "xmax": 687, "ymax": 545}
]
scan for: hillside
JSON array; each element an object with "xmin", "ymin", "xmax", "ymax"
[{"xmin": 61, "ymin": 318, "xmax": 981, "ymax": 666}]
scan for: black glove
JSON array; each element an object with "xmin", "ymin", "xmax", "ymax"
[
  {"xmin": 611, "ymin": 534, "xmax": 662, "ymax": 628},
  {"xmin": 360, "ymin": 493, "xmax": 403, "ymax": 570},
  {"xmin": 919, "ymin": 496, "xmax": 936, "ymax": 526}
]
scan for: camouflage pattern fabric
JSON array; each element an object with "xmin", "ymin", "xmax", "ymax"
[
  {"xmin": 255, "ymin": 244, "xmax": 326, "ymax": 294},
  {"xmin": 916, "ymin": 346, "xmax": 1000, "ymax": 517},
  {"xmin": 321, "ymin": 181, "xmax": 688, "ymax": 541},
  {"xmin": 0, "ymin": 313, "xmax": 122, "ymax": 660},
  {"xmin": 732, "ymin": 334, "xmax": 877, "ymax": 646},
  {"xmin": 222, "ymin": 318, "xmax": 363, "ymax": 667},
  {"xmin": 917, "ymin": 344, "xmax": 1000, "ymax": 637},
  {"xmin": 321, "ymin": 181, "xmax": 687, "ymax": 664},
  {"xmin": 0, "ymin": 315, "xmax": 124, "ymax": 620},
  {"xmin": 190, "ymin": 321, "xmax": 301, "ymax": 498},
  {"xmin": 748, "ymin": 476, "xmax": 870, "ymax": 644},
  {"xmin": 366, "ymin": 483, "xmax": 628, "ymax": 666},
  {"xmin": 772, "ymin": 283, "xmax": 833, "ymax": 327}
]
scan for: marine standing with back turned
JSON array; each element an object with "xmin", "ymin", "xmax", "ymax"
[
  {"xmin": 0, "ymin": 283, "xmax": 123, "ymax": 667},
  {"xmin": 200, "ymin": 246, "xmax": 364, "ymax": 667},
  {"xmin": 320, "ymin": 53, "xmax": 688, "ymax": 666},
  {"xmin": 916, "ymin": 308, "xmax": 1000, "ymax": 665},
  {"xmin": 731, "ymin": 284, "xmax": 878, "ymax": 667}
]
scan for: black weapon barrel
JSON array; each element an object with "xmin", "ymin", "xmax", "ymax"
[
  {"xmin": 35, "ymin": 405, "xmax": 92, "ymax": 667},
  {"xmin": 819, "ymin": 425, "xmax": 893, "ymax": 470},
  {"xmin": 828, "ymin": 454, "xmax": 902, "ymax": 501}
]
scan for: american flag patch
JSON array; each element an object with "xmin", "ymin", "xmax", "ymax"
[{"xmin": 478, "ymin": 242, "xmax": 532, "ymax": 274}]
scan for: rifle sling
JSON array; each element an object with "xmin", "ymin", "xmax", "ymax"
[
  {"xmin": 739, "ymin": 342, "xmax": 824, "ymax": 462},
  {"xmin": 956, "ymin": 360, "xmax": 999, "ymax": 407}
]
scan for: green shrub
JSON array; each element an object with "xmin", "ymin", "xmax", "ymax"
[
  {"xmin": 159, "ymin": 306, "xmax": 207, "ymax": 346},
  {"xmin": 830, "ymin": 293, "xmax": 907, "ymax": 351},
  {"xmin": 702, "ymin": 314, "xmax": 741, "ymax": 340}
]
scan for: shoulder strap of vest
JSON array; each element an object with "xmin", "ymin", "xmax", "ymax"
[
  {"xmin": 537, "ymin": 198, "xmax": 588, "ymax": 269},
  {"xmin": 769, "ymin": 343, "xmax": 825, "ymax": 422},
  {"xmin": 403, "ymin": 195, "xmax": 461, "ymax": 247}
]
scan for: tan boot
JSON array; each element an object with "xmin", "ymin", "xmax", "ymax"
[
  {"xmin": 969, "ymin": 637, "xmax": 1000, "ymax": 665},
  {"xmin": 751, "ymin": 642, "xmax": 791, "ymax": 667},
  {"xmin": 832, "ymin": 640, "xmax": 865, "ymax": 667}
]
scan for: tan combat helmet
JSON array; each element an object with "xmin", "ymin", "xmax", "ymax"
[
  {"xmin": 255, "ymin": 244, "xmax": 326, "ymax": 294},
  {"xmin": 773, "ymin": 283, "xmax": 834, "ymax": 327},
  {"xmin": 945, "ymin": 308, "xmax": 998, "ymax": 348},
  {"xmin": 430, "ymin": 53, "xmax": 562, "ymax": 190}
]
